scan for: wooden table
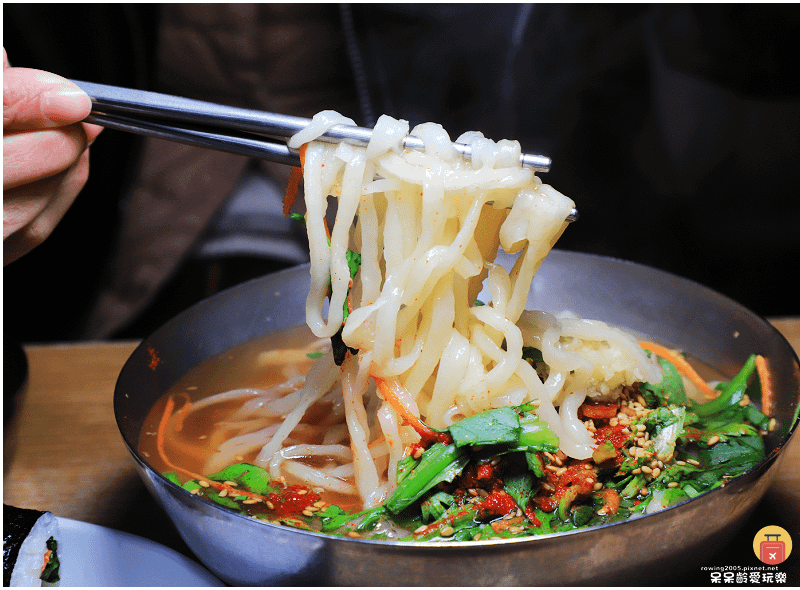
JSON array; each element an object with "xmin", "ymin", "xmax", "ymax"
[{"xmin": 5, "ymin": 319, "xmax": 800, "ymax": 583}]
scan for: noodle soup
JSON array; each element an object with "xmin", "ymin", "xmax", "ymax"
[
  {"xmin": 139, "ymin": 327, "xmax": 371, "ymax": 515},
  {"xmin": 138, "ymin": 321, "xmax": 771, "ymax": 541},
  {"xmin": 137, "ymin": 111, "xmax": 773, "ymax": 543}
]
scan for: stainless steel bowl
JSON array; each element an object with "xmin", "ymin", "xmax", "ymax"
[{"xmin": 114, "ymin": 250, "xmax": 799, "ymax": 586}]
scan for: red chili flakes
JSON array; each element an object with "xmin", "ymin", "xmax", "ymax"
[
  {"xmin": 147, "ymin": 346, "xmax": 161, "ymax": 370},
  {"xmin": 267, "ymin": 485, "xmax": 320, "ymax": 517},
  {"xmin": 594, "ymin": 423, "xmax": 628, "ymax": 450},
  {"xmin": 476, "ymin": 464, "xmax": 495, "ymax": 481},
  {"xmin": 478, "ymin": 491, "xmax": 517, "ymax": 518},
  {"xmin": 557, "ymin": 465, "xmax": 596, "ymax": 495}
]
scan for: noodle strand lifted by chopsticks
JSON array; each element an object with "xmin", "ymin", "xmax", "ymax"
[{"xmin": 194, "ymin": 113, "xmax": 664, "ymax": 510}]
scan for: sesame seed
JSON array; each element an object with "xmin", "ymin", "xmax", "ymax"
[
  {"xmin": 668, "ymin": 482, "xmax": 679, "ymax": 488},
  {"xmin": 224, "ymin": 481, "xmax": 239, "ymax": 487},
  {"xmin": 593, "ymin": 482, "xmax": 603, "ymax": 491},
  {"xmin": 707, "ymin": 435, "xmax": 720, "ymax": 446},
  {"xmin": 414, "ymin": 525, "xmax": 428, "ymax": 534},
  {"xmin": 440, "ymin": 526, "xmax": 456, "ymax": 537},
  {"xmin": 509, "ymin": 526, "xmax": 524, "ymax": 534},
  {"xmin": 687, "ymin": 459, "xmax": 700, "ymax": 466},
  {"xmin": 297, "ymin": 489, "xmax": 309, "ymax": 495},
  {"xmin": 243, "ymin": 499, "xmax": 259, "ymax": 504},
  {"xmin": 348, "ymin": 531, "xmax": 361, "ymax": 538},
  {"xmin": 473, "ymin": 533, "xmax": 482, "ymax": 541},
  {"xmin": 198, "ymin": 480, "xmax": 210, "ymax": 487},
  {"xmin": 640, "ymin": 487, "xmax": 649, "ymax": 496},
  {"xmin": 219, "ymin": 489, "xmax": 228, "ymax": 497},
  {"xmin": 768, "ymin": 418, "xmax": 777, "ymax": 432},
  {"xmin": 302, "ymin": 510, "xmax": 314, "ymax": 517},
  {"xmin": 641, "ymin": 465, "xmax": 653, "ymax": 474},
  {"xmin": 313, "ymin": 500, "xmax": 326, "ymax": 508},
  {"xmin": 676, "ymin": 460, "xmax": 686, "ymax": 466},
  {"xmin": 652, "ymin": 468, "xmax": 661, "ymax": 478},
  {"xmin": 266, "ymin": 501, "xmax": 275, "ymax": 510}
]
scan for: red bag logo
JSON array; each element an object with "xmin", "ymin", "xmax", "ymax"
[{"xmin": 754, "ymin": 526, "xmax": 792, "ymax": 566}]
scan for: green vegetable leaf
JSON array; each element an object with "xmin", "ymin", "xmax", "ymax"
[
  {"xmin": 207, "ymin": 491, "xmax": 244, "ymax": 511},
  {"xmin": 448, "ymin": 407, "xmax": 521, "ymax": 448},
  {"xmin": 163, "ymin": 471, "xmax": 182, "ymax": 486},
  {"xmin": 592, "ymin": 440, "xmax": 617, "ymax": 464},
  {"xmin": 640, "ymin": 357, "xmax": 687, "ymax": 406},
  {"xmin": 699, "ymin": 435, "xmax": 765, "ymax": 473},
  {"xmin": 421, "ymin": 491, "xmax": 456, "ymax": 523},
  {"xmin": 207, "ymin": 462, "xmax": 279, "ymax": 495},
  {"xmin": 648, "ymin": 405, "xmax": 686, "ymax": 461},
  {"xmin": 319, "ymin": 505, "xmax": 386, "ymax": 533},
  {"xmin": 385, "ymin": 443, "xmax": 469, "ymax": 514},
  {"xmin": 522, "ymin": 346, "xmax": 544, "ymax": 364},
  {"xmin": 692, "ymin": 354, "xmax": 757, "ymax": 417},
  {"xmin": 40, "ymin": 537, "xmax": 60, "ymax": 583},
  {"xmin": 516, "ymin": 411, "xmax": 560, "ymax": 452},
  {"xmin": 503, "ymin": 464, "xmax": 536, "ymax": 511},
  {"xmin": 526, "ymin": 451, "xmax": 546, "ymax": 478}
]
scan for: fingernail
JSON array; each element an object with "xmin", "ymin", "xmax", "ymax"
[{"xmin": 41, "ymin": 88, "xmax": 91, "ymax": 126}]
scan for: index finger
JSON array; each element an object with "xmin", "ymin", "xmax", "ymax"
[{"xmin": 4, "ymin": 66, "xmax": 91, "ymax": 131}]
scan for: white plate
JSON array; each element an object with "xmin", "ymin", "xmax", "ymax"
[{"xmin": 54, "ymin": 517, "xmax": 223, "ymax": 587}]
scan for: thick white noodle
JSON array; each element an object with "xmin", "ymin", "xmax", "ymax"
[{"xmin": 204, "ymin": 113, "xmax": 670, "ymax": 511}]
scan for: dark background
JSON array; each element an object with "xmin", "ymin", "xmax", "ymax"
[{"xmin": 4, "ymin": 4, "xmax": 800, "ymax": 344}]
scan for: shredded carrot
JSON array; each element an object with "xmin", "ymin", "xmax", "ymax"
[
  {"xmin": 283, "ymin": 167, "xmax": 302, "ymax": 217},
  {"xmin": 755, "ymin": 354, "xmax": 773, "ymax": 417},
  {"xmin": 368, "ymin": 435, "xmax": 386, "ymax": 449},
  {"xmin": 173, "ymin": 393, "xmax": 191, "ymax": 432},
  {"xmin": 155, "ymin": 395, "xmax": 269, "ymax": 502},
  {"xmin": 282, "ymin": 144, "xmax": 308, "ymax": 217},
  {"xmin": 638, "ymin": 341, "xmax": 717, "ymax": 399},
  {"xmin": 41, "ymin": 550, "xmax": 52, "ymax": 574},
  {"xmin": 373, "ymin": 376, "xmax": 451, "ymax": 445}
]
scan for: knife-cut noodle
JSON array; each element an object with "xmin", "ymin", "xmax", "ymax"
[
  {"xmin": 144, "ymin": 113, "xmax": 663, "ymax": 509},
  {"xmin": 139, "ymin": 113, "xmax": 772, "ymax": 542}
]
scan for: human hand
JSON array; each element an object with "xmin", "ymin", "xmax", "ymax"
[{"xmin": 3, "ymin": 48, "xmax": 103, "ymax": 264}]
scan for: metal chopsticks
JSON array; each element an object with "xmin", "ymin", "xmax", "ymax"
[
  {"xmin": 73, "ymin": 80, "xmax": 576, "ymax": 221},
  {"xmin": 72, "ymin": 80, "xmax": 554, "ymax": 171}
]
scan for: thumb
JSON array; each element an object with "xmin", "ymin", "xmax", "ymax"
[{"xmin": 4, "ymin": 65, "xmax": 91, "ymax": 131}]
